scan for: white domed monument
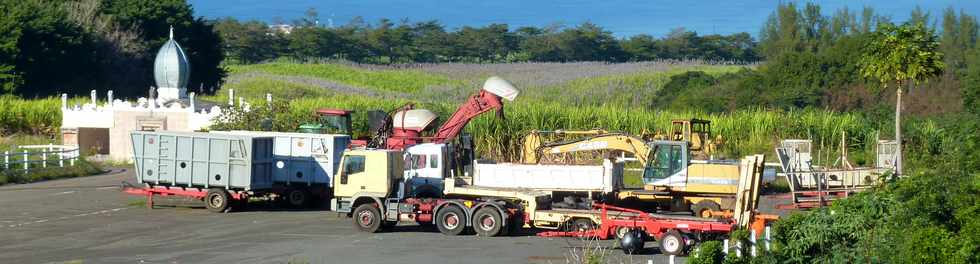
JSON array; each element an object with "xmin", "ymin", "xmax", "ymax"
[
  {"xmin": 153, "ymin": 26, "xmax": 191, "ymax": 102},
  {"xmin": 59, "ymin": 26, "xmax": 267, "ymax": 162}
]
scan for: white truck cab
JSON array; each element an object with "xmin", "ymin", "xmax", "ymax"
[{"xmin": 402, "ymin": 143, "xmax": 450, "ymax": 197}]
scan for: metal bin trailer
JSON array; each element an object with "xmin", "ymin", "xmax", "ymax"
[
  {"xmin": 124, "ymin": 131, "xmax": 275, "ymax": 212},
  {"xmin": 211, "ymin": 130, "xmax": 351, "ymax": 207}
]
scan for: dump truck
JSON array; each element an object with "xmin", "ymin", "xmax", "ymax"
[{"xmin": 332, "ymin": 148, "xmax": 609, "ymax": 236}]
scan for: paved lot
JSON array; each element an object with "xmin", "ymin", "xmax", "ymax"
[{"xmin": 0, "ymin": 170, "xmax": 689, "ymax": 264}]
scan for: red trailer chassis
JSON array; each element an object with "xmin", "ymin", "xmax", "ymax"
[
  {"xmin": 122, "ymin": 184, "xmax": 247, "ymax": 209},
  {"xmin": 538, "ymin": 204, "xmax": 735, "ymax": 240}
]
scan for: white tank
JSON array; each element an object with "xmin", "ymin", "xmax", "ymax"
[
  {"xmin": 392, "ymin": 109, "xmax": 438, "ymax": 130},
  {"xmin": 482, "ymin": 76, "xmax": 519, "ymax": 101}
]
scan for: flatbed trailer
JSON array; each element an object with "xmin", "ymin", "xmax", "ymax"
[{"xmin": 538, "ymin": 204, "xmax": 749, "ymax": 255}]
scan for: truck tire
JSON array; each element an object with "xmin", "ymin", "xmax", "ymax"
[
  {"xmin": 205, "ymin": 188, "xmax": 231, "ymax": 213},
  {"xmin": 620, "ymin": 229, "xmax": 645, "ymax": 254},
  {"xmin": 659, "ymin": 230, "xmax": 686, "ymax": 256},
  {"xmin": 473, "ymin": 207, "xmax": 504, "ymax": 237},
  {"xmin": 570, "ymin": 218, "xmax": 596, "ymax": 232},
  {"xmin": 353, "ymin": 203, "xmax": 383, "ymax": 233},
  {"xmin": 436, "ymin": 205, "xmax": 467, "ymax": 236},
  {"xmin": 286, "ymin": 188, "xmax": 311, "ymax": 208},
  {"xmin": 691, "ymin": 200, "xmax": 721, "ymax": 218}
]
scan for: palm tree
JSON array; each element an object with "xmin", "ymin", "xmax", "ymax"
[{"xmin": 858, "ymin": 22, "xmax": 944, "ymax": 176}]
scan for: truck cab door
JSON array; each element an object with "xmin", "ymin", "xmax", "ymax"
[{"xmin": 334, "ymin": 154, "xmax": 367, "ymax": 198}]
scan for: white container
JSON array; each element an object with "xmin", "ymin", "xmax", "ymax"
[
  {"xmin": 212, "ymin": 131, "xmax": 350, "ymax": 186},
  {"xmin": 472, "ymin": 160, "xmax": 623, "ymax": 193}
]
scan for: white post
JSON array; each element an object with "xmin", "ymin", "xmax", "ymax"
[
  {"xmin": 228, "ymin": 89, "xmax": 235, "ymax": 106},
  {"xmin": 765, "ymin": 226, "xmax": 772, "ymax": 251},
  {"xmin": 266, "ymin": 93, "xmax": 272, "ymax": 107},
  {"xmin": 189, "ymin": 92, "xmax": 196, "ymax": 110},
  {"xmin": 70, "ymin": 148, "xmax": 76, "ymax": 166},
  {"xmin": 61, "ymin": 94, "xmax": 68, "ymax": 109},
  {"xmin": 3, "ymin": 151, "xmax": 8, "ymax": 170},
  {"xmin": 239, "ymin": 97, "xmax": 244, "ymax": 108},
  {"xmin": 669, "ymin": 255, "xmax": 675, "ymax": 264},
  {"xmin": 23, "ymin": 152, "xmax": 28, "ymax": 171},
  {"xmin": 647, "ymin": 260, "xmax": 653, "ymax": 264},
  {"xmin": 90, "ymin": 90, "xmax": 97, "ymax": 105},
  {"xmin": 751, "ymin": 229, "xmax": 757, "ymax": 257},
  {"xmin": 107, "ymin": 90, "xmax": 114, "ymax": 106},
  {"xmin": 895, "ymin": 88, "xmax": 903, "ymax": 176},
  {"xmin": 736, "ymin": 241, "xmax": 742, "ymax": 258},
  {"xmin": 723, "ymin": 239, "xmax": 729, "ymax": 255}
]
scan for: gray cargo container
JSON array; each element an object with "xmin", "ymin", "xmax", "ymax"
[
  {"xmin": 131, "ymin": 131, "xmax": 274, "ymax": 191},
  {"xmin": 211, "ymin": 131, "xmax": 350, "ymax": 187}
]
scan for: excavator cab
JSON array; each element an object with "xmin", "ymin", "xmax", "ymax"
[
  {"xmin": 641, "ymin": 141, "xmax": 689, "ymax": 186},
  {"xmin": 299, "ymin": 109, "xmax": 354, "ymax": 135},
  {"xmin": 670, "ymin": 119, "xmax": 710, "ymax": 151}
]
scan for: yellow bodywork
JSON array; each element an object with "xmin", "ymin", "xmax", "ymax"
[
  {"xmin": 523, "ymin": 133, "xmax": 650, "ymax": 164},
  {"xmin": 333, "ymin": 149, "xmax": 403, "ymax": 199}
]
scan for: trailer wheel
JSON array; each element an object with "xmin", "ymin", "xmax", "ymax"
[
  {"xmin": 692, "ymin": 200, "xmax": 721, "ymax": 218},
  {"xmin": 353, "ymin": 203, "xmax": 383, "ymax": 233},
  {"xmin": 570, "ymin": 218, "xmax": 596, "ymax": 232},
  {"xmin": 205, "ymin": 188, "xmax": 231, "ymax": 213},
  {"xmin": 286, "ymin": 188, "xmax": 311, "ymax": 208},
  {"xmin": 473, "ymin": 207, "xmax": 504, "ymax": 237},
  {"xmin": 436, "ymin": 205, "xmax": 467, "ymax": 236},
  {"xmin": 659, "ymin": 230, "xmax": 686, "ymax": 256}
]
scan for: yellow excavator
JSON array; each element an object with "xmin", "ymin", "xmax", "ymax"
[{"xmin": 520, "ymin": 123, "xmax": 747, "ymax": 218}]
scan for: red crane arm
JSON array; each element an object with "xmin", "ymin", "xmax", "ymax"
[{"xmin": 431, "ymin": 90, "xmax": 504, "ymax": 143}]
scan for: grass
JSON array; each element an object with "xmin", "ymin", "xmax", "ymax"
[{"xmin": 228, "ymin": 62, "xmax": 461, "ymax": 93}]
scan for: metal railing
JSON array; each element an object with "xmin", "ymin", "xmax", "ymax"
[{"xmin": 1, "ymin": 144, "xmax": 81, "ymax": 172}]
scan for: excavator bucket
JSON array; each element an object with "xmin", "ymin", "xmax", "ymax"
[{"xmin": 482, "ymin": 76, "xmax": 520, "ymax": 101}]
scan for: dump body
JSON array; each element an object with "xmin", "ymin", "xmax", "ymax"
[
  {"xmin": 472, "ymin": 160, "xmax": 624, "ymax": 193},
  {"xmin": 212, "ymin": 131, "xmax": 350, "ymax": 187},
  {"xmin": 131, "ymin": 131, "xmax": 274, "ymax": 191}
]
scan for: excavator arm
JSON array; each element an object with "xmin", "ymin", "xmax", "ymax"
[
  {"xmin": 524, "ymin": 133, "xmax": 652, "ymax": 165},
  {"xmin": 431, "ymin": 77, "xmax": 519, "ymax": 143}
]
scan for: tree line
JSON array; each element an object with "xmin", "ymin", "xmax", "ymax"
[
  {"xmin": 215, "ymin": 10, "xmax": 761, "ymax": 65},
  {"xmin": 0, "ymin": 0, "xmax": 224, "ymax": 98},
  {"xmin": 654, "ymin": 3, "xmax": 979, "ymax": 116}
]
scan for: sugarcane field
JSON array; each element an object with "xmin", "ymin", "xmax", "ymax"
[{"xmin": 1, "ymin": 1, "xmax": 979, "ymax": 264}]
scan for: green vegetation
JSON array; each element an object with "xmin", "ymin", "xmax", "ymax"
[
  {"xmin": 0, "ymin": 159, "xmax": 104, "ymax": 185},
  {"xmin": 0, "ymin": 96, "xmax": 62, "ymax": 135},
  {"xmin": 0, "ymin": 0, "xmax": 223, "ymax": 97},
  {"xmin": 229, "ymin": 62, "xmax": 460, "ymax": 93}
]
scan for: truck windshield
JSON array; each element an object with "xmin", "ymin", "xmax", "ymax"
[{"xmin": 318, "ymin": 115, "xmax": 352, "ymax": 134}]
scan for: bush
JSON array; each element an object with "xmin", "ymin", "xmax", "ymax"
[
  {"xmin": 0, "ymin": 159, "xmax": 104, "ymax": 185},
  {"xmin": 689, "ymin": 241, "xmax": 725, "ymax": 264}
]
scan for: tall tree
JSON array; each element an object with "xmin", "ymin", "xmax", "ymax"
[
  {"xmin": 859, "ymin": 22, "xmax": 945, "ymax": 176},
  {"xmin": 101, "ymin": 0, "xmax": 226, "ymax": 94},
  {"xmin": 0, "ymin": 2, "xmax": 22, "ymax": 93}
]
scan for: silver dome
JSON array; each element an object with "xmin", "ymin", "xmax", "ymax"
[{"xmin": 153, "ymin": 27, "xmax": 191, "ymax": 91}]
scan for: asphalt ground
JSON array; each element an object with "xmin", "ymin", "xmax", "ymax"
[{"xmin": 0, "ymin": 169, "xmax": 705, "ymax": 264}]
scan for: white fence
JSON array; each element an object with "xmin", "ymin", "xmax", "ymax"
[{"xmin": 0, "ymin": 144, "xmax": 81, "ymax": 172}]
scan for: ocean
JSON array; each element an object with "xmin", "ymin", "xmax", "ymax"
[{"xmin": 188, "ymin": 0, "xmax": 980, "ymax": 37}]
